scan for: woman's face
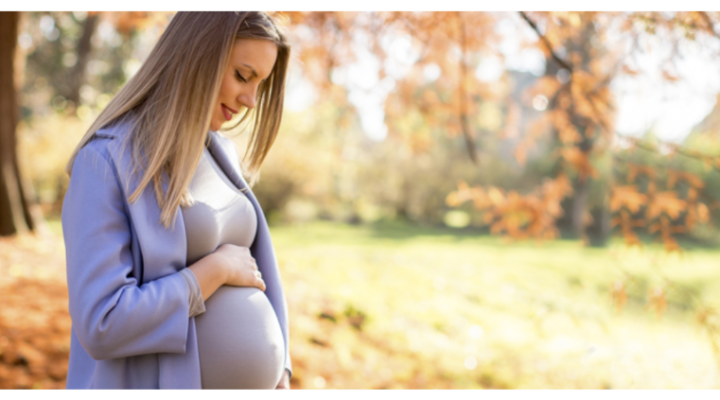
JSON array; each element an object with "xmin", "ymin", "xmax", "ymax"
[{"xmin": 210, "ymin": 39, "xmax": 278, "ymax": 131}]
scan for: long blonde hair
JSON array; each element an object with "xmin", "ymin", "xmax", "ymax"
[{"xmin": 66, "ymin": 12, "xmax": 290, "ymax": 228}]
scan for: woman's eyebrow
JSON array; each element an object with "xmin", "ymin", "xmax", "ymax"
[{"xmin": 241, "ymin": 63, "xmax": 258, "ymax": 79}]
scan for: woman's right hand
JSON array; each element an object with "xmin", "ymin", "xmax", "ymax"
[{"xmin": 212, "ymin": 244, "xmax": 266, "ymax": 291}]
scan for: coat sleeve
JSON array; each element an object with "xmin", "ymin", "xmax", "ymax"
[{"xmin": 62, "ymin": 140, "xmax": 191, "ymax": 361}]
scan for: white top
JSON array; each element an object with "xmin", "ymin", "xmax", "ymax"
[
  {"xmin": 183, "ymin": 147, "xmax": 257, "ymax": 265},
  {"xmin": 180, "ymin": 147, "xmax": 284, "ymax": 389}
]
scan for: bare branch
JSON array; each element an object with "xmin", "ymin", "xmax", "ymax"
[
  {"xmin": 457, "ymin": 11, "xmax": 478, "ymax": 164},
  {"xmin": 519, "ymin": 11, "xmax": 574, "ymax": 72},
  {"xmin": 616, "ymin": 133, "xmax": 720, "ymax": 173}
]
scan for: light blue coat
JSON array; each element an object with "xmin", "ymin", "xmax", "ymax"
[{"xmin": 61, "ymin": 120, "xmax": 292, "ymax": 389}]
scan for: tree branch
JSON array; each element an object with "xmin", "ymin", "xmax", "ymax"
[
  {"xmin": 616, "ymin": 133, "xmax": 720, "ymax": 173},
  {"xmin": 699, "ymin": 11, "xmax": 720, "ymax": 39},
  {"xmin": 519, "ymin": 11, "xmax": 573, "ymax": 72},
  {"xmin": 457, "ymin": 11, "xmax": 478, "ymax": 164}
]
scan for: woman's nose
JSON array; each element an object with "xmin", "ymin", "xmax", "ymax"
[{"xmin": 239, "ymin": 86, "xmax": 258, "ymax": 109}]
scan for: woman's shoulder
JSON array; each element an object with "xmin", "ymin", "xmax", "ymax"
[
  {"xmin": 73, "ymin": 136, "xmax": 114, "ymax": 169},
  {"xmin": 94, "ymin": 114, "xmax": 135, "ymax": 142},
  {"xmin": 77, "ymin": 116, "xmax": 136, "ymax": 163}
]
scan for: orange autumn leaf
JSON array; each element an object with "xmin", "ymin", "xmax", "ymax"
[
  {"xmin": 445, "ymin": 176, "xmax": 571, "ymax": 241},
  {"xmin": 648, "ymin": 222, "xmax": 661, "ymax": 234},
  {"xmin": 611, "ymin": 185, "xmax": 647, "ymax": 213},
  {"xmin": 622, "ymin": 230, "xmax": 642, "ymax": 247},
  {"xmin": 646, "ymin": 191, "xmax": 687, "ymax": 220},
  {"xmin": 662, "ymin": 236, "xmax": 682, "ymax": 253},
  {"xmin": 487, "ymin": 187, "xmax": 506, "ymax": 206},
  {"xmin": 445, "ymin": 192, "xmax": 463, "ymax": 207},
  {"xmin": 682, "ymin": 172, "xmax": 705, "ymax": 189},
  {"xmin": 668, "ymin": 170, "xmax": 705, "ymax": 189},
  {"xmin": 561, "ymin": 147, "xmax": 598, "ymax": 179},
  {"xmin": 558, "ymin": 125, "xmax": 582, "ymax": 144}
]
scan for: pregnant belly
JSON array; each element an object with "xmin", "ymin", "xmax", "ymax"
[{"xmin": 194, "ymin": 286, "xmax": 285, "ymax": 389}]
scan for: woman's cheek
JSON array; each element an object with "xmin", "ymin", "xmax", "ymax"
[{"xmin": 210, "ymin": 113, "xmax": 217, "ymax": 130}]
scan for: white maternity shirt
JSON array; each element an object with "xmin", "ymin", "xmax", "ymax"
[{"xmin": 179, "ymin": 146, "xmax": 285, "ymax": 389}]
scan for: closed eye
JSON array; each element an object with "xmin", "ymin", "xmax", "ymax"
[{"xmin": 235, "ymin": 70, "xmax": 247, "ymax": 83}]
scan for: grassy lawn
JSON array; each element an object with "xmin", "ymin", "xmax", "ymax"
[
  {"xmin": 273, "ymin": 221, "xmax": 720, "ymax": 389},
  {"xmin": 4, "ymin": 218, "xmax": 719, "ymax": 389}
]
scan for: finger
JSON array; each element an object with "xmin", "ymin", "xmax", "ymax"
[
  {"xmin": 258, "ymin": 278, "xmax": 266, "ymax": 292},
  {"xmin": 277, "ymin": 377, "xmax": 290, "ymax": 390},
  {"xmin": 250, "ymin": 259, "xmax": 259, "ymax": 270}
]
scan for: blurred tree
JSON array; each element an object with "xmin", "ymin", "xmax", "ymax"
[
  {"xmin": 22, "ymin": 12, "xmax": 140, "ymax": 117},
  {"xmin": 519, "ymin": 11, "xmax": 615, "ymax": 245},
  {"xmin": 15, "ymin": 12, "xmax": 173, "ymax": 217},
  {"xmin": 447, "ymin": 12, "xmax": 720, "ymax": 250},
  {"xmin": 66, "ymin": 12, "xmax": 100, "ymax": 106},
  {"xmin": 9, "ymin": 11, "xmax": 720, "ymax": 249},
  {"xmin": 282, "ymin": 11, "xmax": 720, "ymax": 250},
  {"xmin": 0, "ymin": 12, "xmax": 42, "ymax": 235}
]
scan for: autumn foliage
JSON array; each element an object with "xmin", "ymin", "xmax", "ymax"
[
  {"xmin": 279, "ymin": 11, "xmax": 720, "ymax": 253},
  {"xmin": 446, "ymin": 175, "xmax": 572, "ymax": 240},
  {"xmin": 438, "ymin": 12, "xmax": 720, "ymax": 252},
  {"xmin": 5, "ymin": 11, "xmax": 720, "ymax": 388},
  {"xmin": 610, "ymin": 163, "xmax": 712, "ymax": 251}
]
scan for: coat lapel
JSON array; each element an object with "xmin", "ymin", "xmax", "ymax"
[
  {"xmin": 205, "ymin": 132, "xmax": 250, "ymax": 192},
  {"xmin": 100, "ymin": 122, "xmax": 200, "ymax": 389},
  {"xmin": 103, "ymin": 125, "xmax": 188, "ymax": 283}
]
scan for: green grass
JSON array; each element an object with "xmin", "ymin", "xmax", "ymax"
[
  {"xmin": 43, "ymin": 216, "xmax": 720, "ymax": 388},
  {"xmin": 272, "ymin": 221, "xmax": 720, "ymax": 389}
]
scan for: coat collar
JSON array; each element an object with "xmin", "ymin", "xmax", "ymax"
[
  {"xmin": 95, "ymin": 120, "xmax": 246, "ymax": 191},
  {"xmin": 101, "ymin": 122, "xmax": 188, "ymax": 283},
  {"xmin": 205, "ymin": 130, "xmax": 250, "ymax": 193}
]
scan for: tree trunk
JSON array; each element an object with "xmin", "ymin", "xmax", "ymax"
[
  {"xmin": 572, "ymin": 175, "xmax": 589, "ymax": 243},
  {"xmin": 599, "ymin": 158, "xmax": 613, "ymax": 243},
  {"xmin": 67, "ymin": 13, "xmax": 100, "ymax": 106},
  {"xmin": 0, "ymin": 12, "xmax": 42, "ymax": 236},
  {"xmin": 598, "ymin": 193, "xmax": 611, "ymax": 244}
]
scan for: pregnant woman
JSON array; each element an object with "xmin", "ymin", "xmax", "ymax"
[{"xmin": 61, "ymin": 12, "xmax": 292, "ymax": 389}]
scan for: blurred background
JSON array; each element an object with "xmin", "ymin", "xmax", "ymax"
[{"xmin": 1, "ymin": 11, "xmax": 720, "ymax": 389}]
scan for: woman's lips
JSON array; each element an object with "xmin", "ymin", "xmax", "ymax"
[{"xmin": 221, "ymin": 104, "xmax": 237, "ymax": 121}]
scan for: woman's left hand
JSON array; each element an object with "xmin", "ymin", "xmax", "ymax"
[{"xmin": 275, "ymin": 370, "xmax": 290, "ymax": 389}]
